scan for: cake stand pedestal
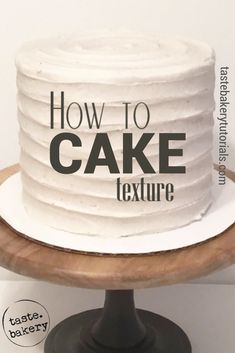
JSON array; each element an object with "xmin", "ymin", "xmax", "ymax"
[{"xmin": 0, "ymin": 165, "xmax": 235, "ymax": 353}]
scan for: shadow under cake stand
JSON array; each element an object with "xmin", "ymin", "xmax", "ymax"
[{"xmin": 0, "ymin": 165, "xmax": 235, "ymax": 353}]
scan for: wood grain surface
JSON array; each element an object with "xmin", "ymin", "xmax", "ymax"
[{"xmin": 0, "ymin": 164, "xmax": 234, "ymax": 289}]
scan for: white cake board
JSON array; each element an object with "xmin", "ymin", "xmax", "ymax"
[{"xmin": 0, "ymin": 172, "xmax": 234, "ymax": 254}]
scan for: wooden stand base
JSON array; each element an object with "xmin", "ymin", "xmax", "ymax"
[{"xmin": 44, "ymin": 290, "xmax": 191, "ymax": 353}]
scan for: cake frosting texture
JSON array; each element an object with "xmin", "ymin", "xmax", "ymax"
[{"xmin": 16, "ymin": 32, "xmax": 215, "ymax": 237}]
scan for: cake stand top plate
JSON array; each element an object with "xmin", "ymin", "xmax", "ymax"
[{"xmin": 0, "ymin": 165, "xmax": 234, "ymax": 290}]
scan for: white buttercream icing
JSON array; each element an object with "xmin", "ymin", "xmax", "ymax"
[
  {"xmin": 16, "ymin": 32, "xmax": 215, "ymax": 237},
  {"xmin": 16, "ymin": 32, "xmax": 214, "ymax": 83}
]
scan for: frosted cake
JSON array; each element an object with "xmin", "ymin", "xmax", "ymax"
[{"xmin": 16, "ymin": 32, "xmax": 215, "ymax": 237}]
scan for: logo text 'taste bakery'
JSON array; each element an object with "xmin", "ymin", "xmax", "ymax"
[{"xmin": 49, "ymin": 91, "xmax": 186, "ymax": 202}]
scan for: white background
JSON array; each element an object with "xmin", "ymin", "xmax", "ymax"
[{"xmin": 0, "ymin": 1, "xmax": 235, "ymax": 352}]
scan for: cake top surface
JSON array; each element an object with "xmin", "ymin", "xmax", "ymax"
[{"xmin": 16, "ymin": 31, "xmax": 215, "ymax": 84}]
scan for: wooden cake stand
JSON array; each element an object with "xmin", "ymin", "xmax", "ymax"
[{"xmin": 0, "ymin": 165, "xmax": 235, "ymax": 353}]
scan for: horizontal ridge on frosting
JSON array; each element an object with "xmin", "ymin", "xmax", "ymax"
[
  {"xmin": 23, "ymin": 190, "xmax": 212, "ymax": 236},
  {"xmin": 21, "ymin": 171, "xmax": 212, "ymax": 217},
  {"xmin": 19, "ymin": 128, "xmax": 213, "ymax": 178},
  {"xmin": 17, "ymin": 71, "xmax": 214, "ymax": 104}
]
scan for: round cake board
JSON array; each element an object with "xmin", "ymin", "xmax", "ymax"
[
  {"xmin": 0, "ymin": 169, "xmax": 234, "ymax": 255},
  {"xmin": 0, "ymin": 165, "xmax": 235, "ymax": 289}
]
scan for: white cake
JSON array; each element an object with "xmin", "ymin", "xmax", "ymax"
[{"xmin": 16, "ymin": 32, "xmax": 215, "ymax": 237}]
